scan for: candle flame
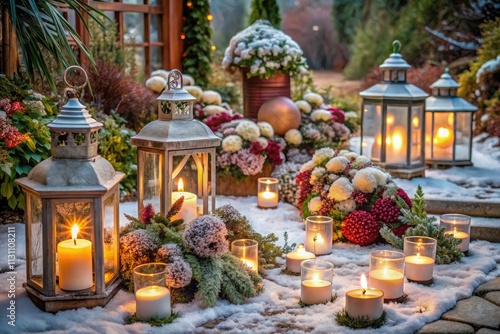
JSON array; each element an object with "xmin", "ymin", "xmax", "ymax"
[
  {"xmin": 386, "ymin": 114, "xmax": 395, "ymax": 125},
  {"xmin": 178, "ymin": 178, "xmax": 184, "ymax": 192},
  {"xmin": 383, "ymin": 266, "xmax": 388, "ymax": 276},
  {"xmin": 266, "ymin": 179, "xmax": 271, "ymax": 184},
  {"xmin": 360, "ymin": 274, "xmax": 367, "ymax": 293},
  {"xmin": 417, "ymin": 252, "xmax": 421, "ymax": 258},
  {"xmin": 72, "ymin": 224, "xmax": 79, "ymax": 245},
  {"xmin": 312, "ymin": 273, "xmax": 320, "ymax": 282},
  {"xmin": 297, "ymin": 244, "xmax": 305, "ymax": 254},
  {"xmin": 313, "ymin": 233, "xmax": 324, "ymax": 244},
  {"xmin": 412, "ymin": 116, "xmax": 420, "ymax": 128},
  {"xmin": 453, "ymin": 227, "xmax": 457, "ymax": 237}
]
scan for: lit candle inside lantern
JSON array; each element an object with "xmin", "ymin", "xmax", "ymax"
[
  {"xmin": 57, "ymin": 224, "xmax": 93, "ymax": 291},
  {"xmin": 345, "ymin": 274, "xmax": 384, "ymax": 320},
  {"xmin": 369, "ymin": 265, "xmax": 404, "ymax": 300},
  {"xmin": 405, "ymin": 252, "xmax": 435, "ymax": 282},
  {"xmin": 257, "ymin": 178, "xmax": 279, "ymax": 208},
  {"xmin": 286, "ymin": 244, "xmax": 315, "ymax": 273},
  {"xmin": 135, "ymin": 285, "xmax": 171, "ymax": 320},
  {"xmin": 301, "ymin": 272, "xmax": 332, "ymax": 305},
  {"xmin": 445, "ymin": 226, "xmax": 470, "ymax": 252},
  {"xmin": 172, "ymin": 178, "xmax": 198, "ymax": 223},
  {"xmin": 433, "ymin": 126, "xmax": 453, "ymax": 149}
]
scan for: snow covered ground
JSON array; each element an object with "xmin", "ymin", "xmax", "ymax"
[{"xmin": 0, "ymin": 197, "xmax": 498, "ymax": 334}]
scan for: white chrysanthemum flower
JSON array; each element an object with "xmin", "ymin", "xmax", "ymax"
[
  {"xmin": 145, "ymin": 76, "xmax": 166, "ymax": 93},
  {"xmin": 312, "ymin": 147, "xmax": 335, "ymax": 166},
  {"xmin": 300, "ymin": 160, "xmax": 316, "ymax": 172},
  {"xmin": 235, "ymin": 120, "xmax": 260, "ymax": 141},
  {"xmin": 182, "ymin": 74, "xmax": 195, "ymax": 86},
  {"xmin": 352, "ymin": 168, "xmax": 378, "ymax": 193},
  {"xmin": 284, "ymin": 129, "xmax": 303, "ymax": 146},
  {"xmin": 335, "ymin": 198, "xmax": 356, "ymax": 213},
  {"xmin": 201, "ymin": 90, "xmax": 222, "ymax": 105},
  {"xmin": 254, "ymin": 137, "xmax": 269, "ymax": 149},
  {"xmin": 341, "ymin": 151, "xmax": 359, "ymax": 160},
  {"xmin": 257, "ymin": 121, "xmax": 274, "ymax": 138},
  {"xmin": 303, "ymin": 92, "xmax": 324, "ymax": 108},
  {"xmin": 150, "ymin": 69, "xmax": 170, "ymax": 80},
  {"xmin": 308, "ymin": 196, "xmax": 322, "ymax": 213},
  {"xmin": 328, "ymin": 177, "xmax": 354, "ymax": 202},
  {"xmin": 362, "ymin": 167, "xmax": 390, "ymax": 186},
  {"xmin": 353, "ymin": 155, "xmax": 372, "ymax": 168},
  {"xmin": 185, "ymin": 85, "xmax": 203, "ymax": 101},
  {"xmin": 310, "ymin": 167, "xmax": 326, "ymax": 184},
  {"xmin": 203, "ymin": 105, "xmax": 228, "ymax": 116},
  {"xmin": 345, "ymin": 111, "xmax": 358, "ymax": 119},
  {"xmin": 295, "ymin": 100, "xmax": 312, "ymax": 114},
  {"xmin": 310, "ymin": 109, "xmax": 333, "ymax": 122},
  {"xmin": 325, "ymin": 156, "xmax": 350, "ymax": 173},
  {"xmin": 222, "ymin": 135, "xmax": 243, "ymax": 152}
]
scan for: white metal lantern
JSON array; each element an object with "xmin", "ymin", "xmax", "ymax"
[
  {"xmin": 425, "ymin": 68, "xmax": 477, "ymax": 166},
  {"xmin": 15, "ymin": 67, "xmax": 124, "ymax": 312},
  {"xmin": 359, "ymin": 41, "xmax": 429, "ymax": 179},
  {"xmin": 131, "ymin": 69, "xmax": 220, "ymax": 220}
]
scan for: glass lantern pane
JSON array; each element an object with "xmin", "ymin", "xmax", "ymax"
[
  {"xmin": 54, "ymin": 201, "xmax": 94, "ymax": 292},
  {"xmin": 29, "ymin": 194, "xmax": 43, "ymax": 288},
  {"xmin": 455, "ymin": 112, "xmax": 471, "ymax": 160},
  {"xmin": 410, "ymin": 105, "xmax": 423, "ymax": 165},
  {"xmin": 361, "ymin": 104, "xmax": 382, "ymax": 161},
  {"xmin": 103, "ymin": 194, "xmax": 118, "ymax": 285},
  {"xmin": 425, "ymin": 111, "xmax": 433, "ymax": 160},
  {"xmin": 431, "ymin": 112, "xmax": 454, "ymax": 160},
  {"xmin": 141, "ymin": 151, "xmax": 162, "ymax": 212},
  {"xmin": 385, "ymin": 106, "xmax": 408, "ymax": 165}
]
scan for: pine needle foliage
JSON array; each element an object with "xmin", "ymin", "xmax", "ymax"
[
  {"xmin": 249, "ymin": 0, "xmax": 281, "ymax": 29},
  {"xmin": 196, "ymin": 257, "xmax": 223, "ymax": 307},
  {"xmin": 335, "ymin": 309, "xmax": 387, "ymax": 329},
  {"xmin": 380, "ymin": 185, "xmax": 463, "ymax": 264}
]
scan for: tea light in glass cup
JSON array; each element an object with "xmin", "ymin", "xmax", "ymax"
[
  {"xmin": 345, "ymin": 274, "xmax": 384, "ymax": 320},
  {"xmin": 304, "ymin": 216, "xmax": 333, "ymax": 255},
  {"xmin": 134, "ymin": 262, "xmax": 171, "ymax": 320},
  {"xmin": 369, "ymin": 250, "xmax": 405, "ymax": 301},
  {"xmin": 231, "ymin": 239, "xmax": 259, "ymax": 273},
  {"xmin": 440, "ymin": 214, "xmax": 471, "ymax": 253},
  {"xmin": 300, "ymin": 259, "xmax": 334, "ymax": 305},
  {"xmin": 257, "ymin": 177, "xmax": 279, "ymax": 209},
  {"xmin": 286, "ymin": 244, "xmax": 315, "ymax": 273},
  {"xmin": 404, "ymin": 236, "xmax": 437, "ymax": 284}
]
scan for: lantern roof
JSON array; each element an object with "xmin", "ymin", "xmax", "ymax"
[
  {"xmin": 425, "ymin": 96, "xmax": 478, "ymax": 112},
  {"xmin": 430, "ymin": 68, "xmax": 460, "ymax": 89},
  {"xmin": 48, "ymin": 93, "xmax": 102, "ymax": 131},
  {"xmin": 379, "ymin": 43, "xmax": 412, "ymax": 71}
]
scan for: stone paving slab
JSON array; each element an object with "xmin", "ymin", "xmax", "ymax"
[
  {"xmin": 441, "ymin": 296, "xmax": 500, "ymax": 329},
  {"xmin": 476, "ymin": 328, "xmax": 500, "ymax": 334},
  {"xmin": 485, "ymin": 291, "xmax": 500, "ymax": 307},
  {"xmin": 474, "ymin": 277, "xmax": 500, "ymax": 296},
  {"xmin": 416, "ymin": 320, "xmax": 475, "ymax": 334},
  {"xmin": 426, "ymin": 199, "xmax": 500, "ymax": 219}
]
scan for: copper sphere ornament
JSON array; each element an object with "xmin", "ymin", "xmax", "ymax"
[{"xmin": 257, "ymin": 97, "xmax": 301, "ymax": 135}]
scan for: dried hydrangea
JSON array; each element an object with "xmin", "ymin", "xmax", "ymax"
[
  {"xmin": 165, "ymin": 258, "xmax": 193, "ymax": 289},
  {"xmin": 284, "ymin": 129, "xmax": 303, "ymax": 146},
  {"xmin": 295, "ymin": 100, "xmax": 312, "ymax": 114},
  {"xmin": 235, "ymin": 120, "xmax": 260, "ymax": 141},
  {"xmin": 222, "ymin": 135, "xmax": 243, "ymax": 152},
  {"xmin": 352, "ymin": 168, "xmax": 378, "ymax": 193},
  {"xmin": 328, "ymin": 177, "xmax": 354, "ymax": 202},
  {"xmin": 303, "ymin": 92, "xmax": 324, "ymax": 108},
  {"xmin": 183, "ymin": 215, "xmax": 229, "ymax": 258},
  {"xmin": 257, "ymin": 122, "xmax": 274, "ymax": 138},
  {"xmin": 157, "ymin": 243, "xmax": 183, "ymax": 263}
]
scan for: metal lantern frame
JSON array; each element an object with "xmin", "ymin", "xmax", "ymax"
[
  {"xmin": 131, "ymin": 69, "xmax": 221, "ymax": 216},
  {"xmin": 425, "ymin": 69, "xmax": 477, "ymax": 167},
  {"xmin": 359, "ymin": 41, "xmax": 429, "ymax": 179},
  {"xmin": 15, "ymin": 67, "xmax": 124, "ymax": 312}
]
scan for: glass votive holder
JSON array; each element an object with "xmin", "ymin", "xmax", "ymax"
[
  {"xmin": 231, "ymin": 239, "xmax": 258, "ymax": 273},
  {"xmin": 133, "ymin": 262, "xmax": 171, "ymax": 320},
  {"xmin": 286, "ymin": 244, "xmax": 316, "ymax": 273},
  {"xmin": 404, "ymin": 236, "xmax": 437, "ymax": 284},
  {"xmin": 304, "ymin": 216, "xmax": 333, "ymax": 255},
  {"xmin": 257, "ymin": 177, "xmax": 279, "ymax": 209},
  {"xmin": 369, "ymin": 250, "xmax": 405, "ymax": 301},
  {"xmin": 440, "ymin": 214, "xmax": 471, "ymax": 253},
  {"xmin": 301, "ymin": 259, "xmax": 333, "ymax": 305}
]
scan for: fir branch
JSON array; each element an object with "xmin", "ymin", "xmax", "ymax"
[
  {"xmin": 220, "ymin": 273, "xmax": 246, "ymax": 304},
  {"xmin": 220, "ymin": 253, "xmax": 258, "ymax": 298},
  {"xmin": 184, "ymin": 254, "xmax": 202, "ymax": 282},
  {"xmin": 281, "ymin": 232, "xmax": 296, "ymax": 255},
  {"xmin": 196, "ymin": 257, "xmax": 223, "ymax": 307},
  {"xmin": 125, "ymin": 312, "xmax": 180, "ymax": 327},
  {"xmin": 379, "ymin": 225, "xmax": 404, "ymax": 249},
  {"xmin": 335, "ymin": 309, "xmax": 387, "ymax": 329}
]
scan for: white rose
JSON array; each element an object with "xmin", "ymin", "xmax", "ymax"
[
  {"xmin": 284, "ymin": 129, "xmax": 303, "ymax": 146},
  {"xmin": 222, "ymin": 135, "xmax": 243, "ymax": 152},
  {"xmin": 145, "ymin": 76, "xmax": 166, "ymax": 93}
]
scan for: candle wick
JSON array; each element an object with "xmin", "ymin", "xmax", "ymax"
[
  {"xmin": 362, "ymin": 288, "xmax": 366, "ymax": 295},
  {"xmin": 73, "ymin": 238, "xmax": 77, "ymax": 246}
]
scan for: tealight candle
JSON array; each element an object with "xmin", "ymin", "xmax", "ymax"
[
  {"xmin": 345, "ymin": 274, "xmax": 384, "ymax": 320},
  {"xmin": 300, "ymin": 259, "xmax": 333, "ymax": 305},
  {"xmin": 257, "ymin": 178, "xmax": 279, "ymax": 209},
  {"xmin": 304, "ymin": 216, "xmax": 333, "ymax": 255},
  {"xmin": 286, "ymin": 244, "xmax": 315, "ymax": 273},
  {"xmin": 57, "ymin": 224, "xmax": 93, "ymax": 291},
  {"xmin": 134, "ymin": 263, "xmax": 171, "ymax": 320},
  {"xmin": 404, "ymin": 236, "xmax": 436, "ymax": 283},
  {"xmin": 440, "ymin": 214, "xmax": 471, "ymax": 252},
  {"xmin": 369, "ymin": 250, "xmax": 405, "ymax": 301},
  {"xmin": 231, "ymin": 239, "xmax": 258, "ymax": 273},
  {"xmin": 172, "ymin": 178, "xmax": 198, "ymax": 223}
]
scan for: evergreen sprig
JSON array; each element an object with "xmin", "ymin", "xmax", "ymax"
[
  {"xmin": 335, "ymin": 309, "xmax": 387, "ymax": 329},
  {"xmin": 196, "ymin": 257, "xmax": 223, "ymax": 307},
  {"xmin": 125, "ymin": 312, "xmax": 180, "ymax": 327}
]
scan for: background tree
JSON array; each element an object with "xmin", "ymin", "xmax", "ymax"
[{"xmin": 249, "ymin": 0, "xmax": 281, "ymax": 28}]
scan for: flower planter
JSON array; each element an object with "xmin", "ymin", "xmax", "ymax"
[
  {"xmin": 216, "ymin": 163, "xmax": 274, "ymax": 196},
  {"xmin": 242, "ymin": 69, "xmax": 291, "ymax": 119}
]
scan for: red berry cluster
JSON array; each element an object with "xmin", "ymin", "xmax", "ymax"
[
  {"xmin": 342, "ymin": 210, "xmax": 380, "ymax": 246},
  {"xmin": 0, "ymin": 117, "xmax": 28, "ymax": 149},
  {"xmin": 371, "ymin": 198, "xmax": 401, "ymax": 224}
]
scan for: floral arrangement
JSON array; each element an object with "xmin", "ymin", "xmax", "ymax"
[
  {"xmin": 222, "ymin": 20, "xmax": 308, "ymax": 79},
  {"xmin": 120, "ymin": 201, "xmax": 291, "ymax": 307},
  {"xmin": 287, "ymin": 92, "xmax": 357, "ymax": 152},
  {"xmin": 296, "ymin": 148, "xmax": 413, "ymax": 244}
]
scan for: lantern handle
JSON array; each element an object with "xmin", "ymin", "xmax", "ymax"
[
  {"xmin": 167, "ymin": 69, "xmax": 183, "ymax": 90},
  {"xmin": 63, "ymin": 66, "xmax": 88, "ymax": 90},
  {"xmin": 392, "ymin": 40, "xmax": 402, "ymax": 54}
]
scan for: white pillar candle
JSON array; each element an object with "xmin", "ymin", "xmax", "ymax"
[
  {"xmin": 405, "ymin": 255, "xmax": 434, "ymax": 282},
  {"xmin": 301, "ymin": 278, "xmax": 332, "ymax": 305},
  {"xmin": 257, "ymin": 190, "xmax": 278, "ymax": 208},
  {"xmin": 445, "ymin": 230, "xmax": 470, "ymax": 252},
  {"xmin": 286, "ymin": 244, "xmax": 315, "ymax": 273},
  {"xmin": 172, "ymin": 178, "xmax": 198, "ymax": 223},
  {"xmin": 369, "ymin": 268, "xmax": 404, "ymax": 300},
  {"xmin": 345, "ymin": 274, "xmax": 384, "ymax": 320},
  {"xmin": 135, "ymin": 285, "xmax": 171, "ymax": 320},
  {"xmin": 57, "ymin": 225, "xmax": 93, "ymax": 291}
]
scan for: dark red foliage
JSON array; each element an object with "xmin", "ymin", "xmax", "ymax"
[
  {"xmin": 140, "ymin": 203, "xmax": 155, "ymax": 224},
  {"xmin": 342, "ymin": 210, "xmax": 380, "ymax": 246},
  {"xmin": 396, "ymin": 188, "xmax": 413, "ymax": 208},
  {"xmin": 371, "ymin": 198, "xmax": 401, "ymax": 224},
  {"xmin": 327, "ymin": 107, "xmax": 346, "ymax": 124},
  {"xmin": 352, "ymin": 191, "xmax": 369, "ymax": 206},
  {"xmin": 265, "ymin": 140, "xmax": 283, "ymax": 166},
  {"xmin": 318, "ymin": 197, "xmax": 335, "ymax": 216},
  {"xmin": 391, "ymin": 223, "xmax": 411, "ymax": 238},
  {"xmin": 204, "ymin": 113, "xmax": 242, "ymax": 132}
]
